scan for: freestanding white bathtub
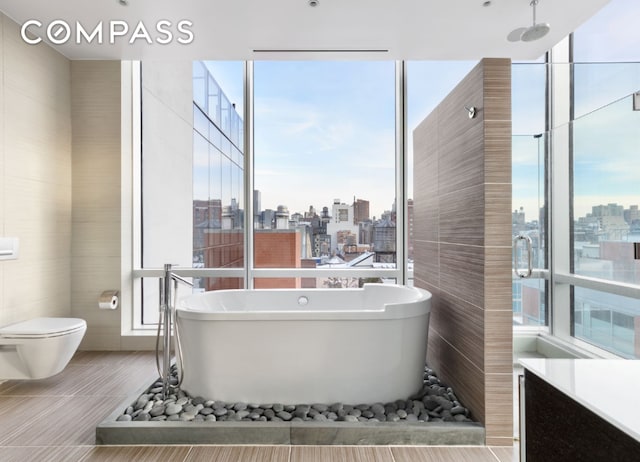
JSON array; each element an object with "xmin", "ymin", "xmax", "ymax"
[{"xmin": 177, "ymin": 284, "xmax": 431, "ymax": 405}]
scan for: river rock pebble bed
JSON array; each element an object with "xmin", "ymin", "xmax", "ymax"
[{"xmin": 116, "ymin": 364, "xmax": 473, "ymax": 424}]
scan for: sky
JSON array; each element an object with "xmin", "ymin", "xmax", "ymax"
[
  {"xmin": 253, "ymin": 61, "xmax": 396, "ymax": 218},
  {"xmin": 202, "ymin": 0, "xmax": 639, "ymax": 222},
  {"xmin": 207, "ymin": 60, "xmax": 397, "ymax": 218}
]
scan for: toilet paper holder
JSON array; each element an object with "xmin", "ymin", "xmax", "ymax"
[{"xmin": 99, "ymin": 290, "xmax": 119, "ymax": 310}]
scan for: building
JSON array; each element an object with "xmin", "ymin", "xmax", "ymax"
[
  {"xmin": 326, "ymin": 199, "xmax": 360, "ymax": 254},
  {"xmin": 353, "ymin": 198, "xmax": 370, "ymax": 224},
  {"xmin": 373, "ymin": 218, "xmax": 396, "ymax": 263}
]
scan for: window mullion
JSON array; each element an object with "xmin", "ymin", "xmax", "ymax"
[
  {"xmin": 244, "ymin": 60, "xmax": 255, "ymax": 289},
  {"xmin": 396, "ymin": 60, "xmax": 407, "ymax": 285},
  {"xmin": 549, "ymin": 37, "xmax": 573, "ymax": 339}
]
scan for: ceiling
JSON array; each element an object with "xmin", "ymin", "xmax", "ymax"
[{"xmin": 0, "ymin": 0, "xmax": 611, "ymax": 60}]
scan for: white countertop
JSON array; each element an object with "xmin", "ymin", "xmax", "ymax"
[{"xmin": 520, "ymin": 358, "xmax": 640, "ymax": 442}]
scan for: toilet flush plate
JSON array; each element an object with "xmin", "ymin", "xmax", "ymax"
[{"xmin": 0, "ymin": 237, "xmax": 19, "ymax": 261}]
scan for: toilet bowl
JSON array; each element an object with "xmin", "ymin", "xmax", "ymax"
[{"xmin": 0, "ymin": 317, "xmax": 86, "ymax": 380}]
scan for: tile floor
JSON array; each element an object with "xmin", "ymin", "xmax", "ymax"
[{"xmin": 0, "ymin": 351, "xmax": 519, "ymax": 462}]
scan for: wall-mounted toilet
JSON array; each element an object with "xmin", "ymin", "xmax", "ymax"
[{"xmin": 0, "ymin": 317, "xmax": 86, "ymax": 380}]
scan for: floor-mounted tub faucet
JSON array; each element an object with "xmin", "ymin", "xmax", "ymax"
[{"xmin": 157, "ymin": 263, "xmax": 193, "ymax": 400}]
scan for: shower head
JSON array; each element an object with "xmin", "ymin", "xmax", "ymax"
[
  {"xmin": 521, "ymin": 22, "xmax": 551, "ymax": 42},
  {"xmin": 507, "ymin": 0, "xmax": 550, "ymax": 43}
]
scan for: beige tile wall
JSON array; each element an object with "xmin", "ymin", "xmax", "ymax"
[
  {"xmin": 0, "ymin": 16, "xmax": 124, "ymax": 348},
  {"xmin": 70, "ymin": 61, "xmax": 122, "ymax": 350},
  {"xmin": 0, "ymin": 14, "xmax": 72, "ymax": 326},
  {"xmin": 413, "ymin": 58, "xmax": 513, "ymax": 445},
  {"xmin": 0, "ymin": 17, "xmax": 189, "ymax": 349}
]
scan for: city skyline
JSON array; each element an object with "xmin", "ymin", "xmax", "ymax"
[{"xmin": 514, "ymin": 200, "xmax": 640, "ymax": 225}]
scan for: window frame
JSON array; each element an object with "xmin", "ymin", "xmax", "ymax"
[{"xmin": 126, "ymin": 60, "xmax": 410, "ymax": 330}]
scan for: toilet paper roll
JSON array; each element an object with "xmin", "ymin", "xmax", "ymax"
[{"xmin": 99, "ymin": 290, "xmax": 119, "ymax": 310}]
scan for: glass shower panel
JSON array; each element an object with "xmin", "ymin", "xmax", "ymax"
[
  {"xmin": 512, "ymin": 134, "xmax": 547, "ymax": 326},
  {"xmin": 572, "ymin": 95, "xmax": 640, "ymax": 286},
  {"xmin": 511, "ymin": 62, "xmax": 548, "ymax": 327},
  {"xmin": 573, "ymin": 63, "xmax": 640, "ymax": 120}
]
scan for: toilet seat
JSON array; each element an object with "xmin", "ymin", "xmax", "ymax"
[{"xmin": 0, "ymin": 317, "xmax": 86, "ymax": 339}]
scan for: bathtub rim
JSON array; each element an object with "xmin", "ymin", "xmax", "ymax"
[{"xmin": 177, "ymin": 284, "xmax": 431, "ymax": 321}]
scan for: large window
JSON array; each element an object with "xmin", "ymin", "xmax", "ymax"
[
  {"xmin": 138, "ymin": 61, "xmax": 406, "ymax": 324},
  {"xmin": 567, "ymin": 0, "xmax": 640, "ymax": 356},
  {"xmin": 192, "ymin": 61, "xmax": 245, "ymax": 292},
  {"xmin": 252, "ymin": 61, "xmax": 397, "ymax": 289}
]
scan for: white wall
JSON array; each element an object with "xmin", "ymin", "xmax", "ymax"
[
  {"xmin": 140, "ymin": 61, "xmax": 193, "ymax": 325},
  {"xmin": 141, "ymin": 60, "xmax": 193, "ymax": 268},
  {"xmin": 0, "ymin": 14, "xmax": 72, "ymax": 326}
]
